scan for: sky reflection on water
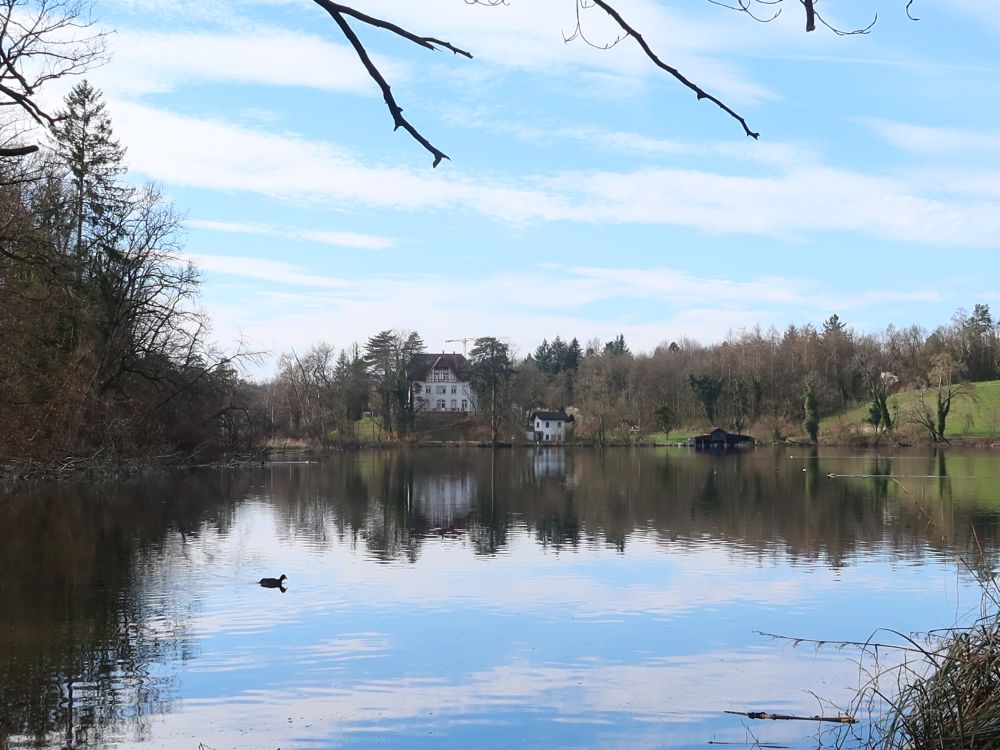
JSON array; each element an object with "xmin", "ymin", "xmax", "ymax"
[{"xmin": 2, "ymin": 448, "xmax": 999, "ymax": 749}]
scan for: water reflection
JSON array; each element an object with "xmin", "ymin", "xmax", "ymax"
[
  {"xmin": 1, "ymin": 449, "xmax": 999, "ymax": 749},
  {"xmin": 0, "ymin": 477, "xmax": 245, "ymax": 748}
]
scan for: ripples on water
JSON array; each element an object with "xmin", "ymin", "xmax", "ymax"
[{"xmin": 1, "ymin": 448, "xmax": 998, "ymax": 749}]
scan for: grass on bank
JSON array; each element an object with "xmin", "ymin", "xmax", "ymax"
[{"xmin": 820, "ymin": 379, "xmax": 1000, "ymax": 440}]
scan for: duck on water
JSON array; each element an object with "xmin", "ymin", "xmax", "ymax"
[{"xmin": 259, "ymin": 574, "xmax": 287, "ymax": 590}]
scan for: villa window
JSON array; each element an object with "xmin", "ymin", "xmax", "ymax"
[
  {"xmin": 450, "ymin": 399, "xmax": 457, "ymax": 410},
  {"xmin": 437, "ymin": 399, "xmax": 445, "ymax": 409},
  {"xmin": 546, "ymin": 421, "xmax": 550, "ymax": 428},
  {"xmin": 451, "ymin": 386, "xmax": 457, "ymax": 394},
  {"xmin": 462, "ymin": 400, "xmax": 468, "ymax": 410},
  {"xmin": 425, "ymin": 386, "xmax": 431, "ymax": 394},
  {"xmin": 437, "ymin": 386, "xmax": 446, "ymax": 394}
]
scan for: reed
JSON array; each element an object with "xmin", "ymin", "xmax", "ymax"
[{"xmin": 864, "ymin": 609, "xmax": 1000, "ymax": 749}]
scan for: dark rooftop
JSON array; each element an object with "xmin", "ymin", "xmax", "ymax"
[{"xmin": 529, "ymin": 410, "xmax": 574, "ymax": 423}]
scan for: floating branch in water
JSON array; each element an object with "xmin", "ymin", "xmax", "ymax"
[{"xmin": 724, "ymin": 710, "xmax": 857, "ymax": 724}]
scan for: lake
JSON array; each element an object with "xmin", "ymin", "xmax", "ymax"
[{"xmin": 2, "ymin": 448, "xmax": 999, "ymax": 749}]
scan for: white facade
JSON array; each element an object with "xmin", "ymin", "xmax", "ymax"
[
  {"xmin": 411, "ymin": 355, "xmax": 477, "ymax": 414},
  {"xmin": 529, "ymin": 413, "xmax": 571, "ymax": 443}
]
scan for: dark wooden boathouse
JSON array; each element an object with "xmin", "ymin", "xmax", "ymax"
[{"xmin": 693, "ymin": 427, "xmax": 753, "ymax": 450}]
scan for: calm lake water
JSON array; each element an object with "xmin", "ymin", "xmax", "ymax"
[{"xmin": 2, "ymin": 448, "xmax": 1000, "ymax": 750}]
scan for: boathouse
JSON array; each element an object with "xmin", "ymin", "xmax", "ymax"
[{"xmin": 693, "ymin": 427, "xmax": 752, "ymax": 449}]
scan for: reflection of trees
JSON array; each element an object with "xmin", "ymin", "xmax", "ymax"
[
  {"xmin": 4, "ymin": 449, "xmax": 1000, "ymax": 746},
  {"xmin": 0, "ymin": 478, "xmax": 241, "ymax": 748},
  {"xmin": 468, "ymin": 451, "xmax": 510, "ymax": 556},
  {"xmin": 255, "ymin": 448, "xmax": 1000, "ymax": 569}
]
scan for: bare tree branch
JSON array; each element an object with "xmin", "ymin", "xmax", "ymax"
[
  {"xmin": 311, "ymin": 0, "xmax": 921, "ymax": 162},
  {"xmin": 0, "ymin": 143, "xmax": 37, "ymax": 156},
  {"xmin": 707, "ymin": 0, "xmax": 781, "ymax": 25},
  {"xmin": 586, "ymin": 0, "xmax": 760, "ymax": 139},
  {"xmin": 311, "ymin": 0, "xmax": 473, "ymax": 167},
  {"xmin": 0, "ymin": 0, "xmax": 107, "ymax": 155},
  {"xmin": 803, "ymin": 0, "xmax": 816, "ymax": 31}
]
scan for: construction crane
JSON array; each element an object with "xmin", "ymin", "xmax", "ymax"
[{"xmin": 445, "ymin": 337, "xmax": 476, "ymax": 356}]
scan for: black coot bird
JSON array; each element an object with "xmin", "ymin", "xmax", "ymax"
[{"xmin": 259, "ymin": 574, "xmax": 287, "ymax": 590}]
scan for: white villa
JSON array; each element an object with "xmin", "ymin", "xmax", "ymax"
[
  {"xmin": 411, "ymin": 353, "xmax": 477, "ymax": 414},
  {"xmin": 527, "ymin": 410, "xmax": 574, "ymax": 443}
]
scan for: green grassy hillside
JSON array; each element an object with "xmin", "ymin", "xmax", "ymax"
[{"xmin": 820, "ymin": 379, "xmax": 1000, "ymax": 438}]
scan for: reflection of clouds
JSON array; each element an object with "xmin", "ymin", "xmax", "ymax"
[
  {"xmin": 189, "ymin": 634, "xmax": 390, "ymax": 674},
  {"xmin": 117, "ymin": 649, "xmax": 858, "ymax": 749},
  {"xmin": 125, "ymin": 498, "xmax": 972, "ymax": 749},
  {"xmin": 188, "ymin": 501, "xmax": 963, "ymax": 632}
]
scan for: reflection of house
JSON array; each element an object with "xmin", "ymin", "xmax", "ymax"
[
  {"xmin": 530, "ymin": 447, "xmax": 567, "ymax": 478},
  {"xmin": 410, "ymin": 353, "xmax": 477, "ymax": 413},
  {"xmin": 527, "ymin": 410, "xmax": 574, "ymax": 443},
  {"xmin": 413, "ymin": 473, "xmax": 476, "ymax": 527},
  {"xmin": 693, "ymin": 427, "xmax": 752, "ymax": 450}
]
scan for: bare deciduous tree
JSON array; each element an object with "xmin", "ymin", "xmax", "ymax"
[
  {"xmin": 0, "ymin": 0, "xmax": 106, "ymax": 157},
  {"xmin": 904, "ymin": 353, "xmax": 976, "ymax": 443}
]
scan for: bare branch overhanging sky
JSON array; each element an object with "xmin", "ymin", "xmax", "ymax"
[{"xmin": 68, "ymin": 0, "xmax": 1000, "ymax": 374}]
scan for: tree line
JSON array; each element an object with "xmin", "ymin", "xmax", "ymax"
[
  {"xmin": 264, "ymin": 307, "xmax": 1000, "ymax": 446},
  {"xmin": 3, "ymin": 78, "xmax": 995, "ymax": 466},
  {"xmin": 1, "ymin": 81, "xmax": 257, "ymax": 474}
]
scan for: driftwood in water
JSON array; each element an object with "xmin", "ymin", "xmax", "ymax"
[{"xmin": 725, "ymin": 710, "xmax": 857, "ymax": 724}]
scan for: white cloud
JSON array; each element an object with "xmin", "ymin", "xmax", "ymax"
[
  {"xmin": 189, "ymin": 220, "xmax": 395, "ymax": 250},
  {"xmin": 861, "ymin": 118, "xmax": 1000, "ymax": 156},
  {"xmin": 188, "ymin": 258, "xmax": 943, "ymax": 375},
  {"xmin": 442, "ymin": 114, "xmax": 812, "ymax": 166},
  {"xmin": 938, "ymin": 0, "xmax": 1000, "ymax": 35},
  {"xmin": 363, "ymin": 0, "xmax": 778, "ymax": 106},
  {"xmin": 187, "ymin": 254, "xmax": 352, "ymax": 289},
  {"xmin": 96, "ymin": 27, "xmax": 405, "ymax": 98},
  {"xmin": 93, "ymin": 0, "xmax": 776, "ymax": 112},
  {"xmin": 115, "ymin": 102, "xmax": 1000, "ymax": 248}
]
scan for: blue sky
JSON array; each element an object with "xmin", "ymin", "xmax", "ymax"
[{"xmin": 58, "ymin": 0, "xmax": 1000, "ymax": 373}]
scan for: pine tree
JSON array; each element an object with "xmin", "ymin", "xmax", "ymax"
[
  {"xmin": 468, "ymin": 337, "xmax": 515, "ymax": 444},
  {"xmin": 51, "ymin": 80, "xmax": 127, "ymax": 259},
  {"xmin": 604, "ymin": 334, "xmax": 630, "ymax": 357},
  {"xmin": 565, "ymin": 338, "xmax": 583, "ymax": 371}
]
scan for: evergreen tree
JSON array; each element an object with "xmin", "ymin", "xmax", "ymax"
[
  {"xmin": 363, "ymin": 330, "xmax": 424, "ymax": 436},
  {"xmin": 364, "ymin": 330, "xmax": 397, "ymax": 435},
  {"xmin": 533, "ymin": 338, "xmax": 552, "ymax": 374},
  {"xmin": 688, "ymin": 373, "xmax": 723, "ymax": 424},
  {"xmin": 334, "ymin": 345, "xmax": 370, "ymax": 424},
  {"xmin": 468, "ymin": 337, "xmax": 515, "ymax": 444},
  {"xmin": 396, "ymin": 331, "xmax": 425, "ymax": 433},
  {"xmin": 604, "ymin": 334, "xmax": 630, "ymax": 357},
  {"xmin": 51, "ymin": 80, "xmax": 127, "ymax": 259},
  {"xmin": 822, "ymin": 313, "xmax": 846, "ymax": 336},
  {"xmin": 550, "ymin": 336, "xmax": 568, "ymax": 372},
  {"xmin": 961, "ymin": 304, "xmax": 997, "ymax": 381},
  {"xmin": 565, "ymin": 338, "xmax": 583, "ymax": 370}
]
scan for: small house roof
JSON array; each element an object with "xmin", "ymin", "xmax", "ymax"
[{"xmin": 529, "ymin": 410, "xmax": 574, "ymax": 423}]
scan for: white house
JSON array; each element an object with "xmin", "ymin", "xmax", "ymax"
[
  {"xmin": 410, "ymin": 353, "xmax": 477, "ymax": 414},
  {"xmin": 527, "ymin": 410, "xmax": 574, "ymax": 443}
]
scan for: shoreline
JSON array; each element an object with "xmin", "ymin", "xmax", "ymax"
[{"xmin": 4, "ymin": 437, "xmax": 999, "ymax": 482}]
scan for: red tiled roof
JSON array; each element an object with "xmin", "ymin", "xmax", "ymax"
[{"xmin": 409, "ymin": 353, "xmax": 467, "ymax": 380}]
